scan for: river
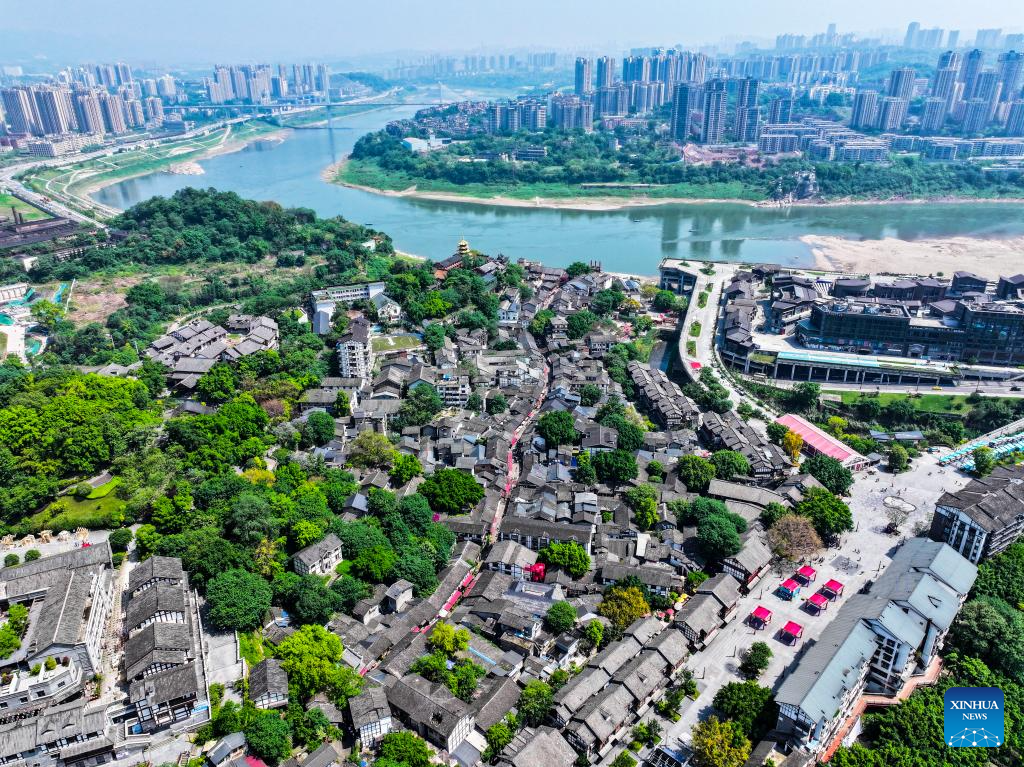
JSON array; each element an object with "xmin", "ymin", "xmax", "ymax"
[{"xmin": 93, "ymin": 105, "xmax": 1024, "ymax": 274}]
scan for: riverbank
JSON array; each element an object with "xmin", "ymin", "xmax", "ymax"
[{"xmin": 805, "ymin": 234, "xmax": 1024, "ymax": 276}]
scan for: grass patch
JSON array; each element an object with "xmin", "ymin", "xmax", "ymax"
[
  {"xmin": 0, "ymin": 193, "xmax": 49, "ymax": 222},
  {"xmin": 238, "ymin": 630, "xmax": 265, "ymax": 667},
  {"xmin": 334, "ymin": 559, "xmax": 353, "ymax": 576},
  {"xmin": 697, "ymin": 292, "xmax": 709, "ymax": 309},
  {"xmin": 688, "ymin": 322, "xmax": 702, "ymax": 338},
  {"xmin": 86, "ymin": 477, "xmax": 120, "ymax": 499},
  {"xmin": 686, "ymin": 341, "xmax": 697, "ymax": 356},
  {"xmin": 371, "ymin": 334, "xmax": 423, "ymax": 352},
  {"xmin": 23, "ymin": 492, "xmax": 125, "ymax": 534},
  {"xmin": 822, "ymin": 390, "xmax": 1009, "ymax": 415}
]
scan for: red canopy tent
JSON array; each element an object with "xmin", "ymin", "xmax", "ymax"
[
  {"xmin": 807, "ymin": 593, "xmax": 829, "ymax": 612},
  {"xmin": 781, "ymin": 620, "xmax": 804, "ymax": 640},
  {"xmin": 796, "ymin": 565, "xmax": 817, "ymax": 582},
  {"xmin": 822, "ymin": 579, "xmax": 845, "ymax": 598},
  {"xmin": 750, "ymin": 605, "xmax": 773, "ymax": 626}
]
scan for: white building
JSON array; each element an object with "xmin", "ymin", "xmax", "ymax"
[{"xmin": 337, "ymin": 318, "xmax": 375, "ymax": 381}]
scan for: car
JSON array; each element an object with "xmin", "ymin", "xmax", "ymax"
[{"xmin": 1012, "ymin": 385, "xmax": 1021, "ymax": 392}]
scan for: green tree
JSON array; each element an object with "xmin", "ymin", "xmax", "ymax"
[
  {"xmin": 624, "ymin": 483, "xmax": 660, "ymax": 530},
  {"xmin": 697, "ymin": 514, "xmax": 742, "ymax": 561},
  {"xmin": 423, "ymin": 323, "xmax": 446, "ymax": 352},
  {"xmin": 538, "ymin": 541, "xmax": 591, "ymax": 578},
  {"xmin": 579, "ymin": 384, "xmax": 602, "ymax": 407},
  {"xmin": 710, "ymin": 450, "xmax": 750, "ymax": 481},
  {"xmin": 795, "ymin": 487, "xmax": 854, "ymax": 544},
  {"xmin": 536, "ymin": 411, "xmax": 579, "ymax": 447},
  {"xmin": 275, "ymin": 625, "xmax": 363, "ymax": 704},
  {"xmin": 207, "ymin": 569, "xmax": 273, "ymax": 631},
  {"xmin": 676, "ymin": 455, "xmax": 716, "ymax": 492},
  {"xmin": 545, "ymin": 601, "xmax": 578, "ymax": 634},
  {"xmin": 739, "ymin": 642, "xmax": 773, "ymax": 679},
  {"xmin": 3, "ymin": 554, "xmax": 17, "ymax": 568},
  {"xmin": 598, "ymin": 585, "xmax": 649, "ymax": 630},
  {"xmin": 333, "ymin": 390, "xmax": 351, "ymax": 416},
  {"xmin": 685, "ymin": 570, "xmax": 710, "ymax": 593},
  {"xmin": 485, "ymin": 394, "xmax": 508, "ymax": 415},
  {"xmin": 574, "ymin": 451, "xmax": 597, "ymax": 485},
  {"xmin": 947, "ymin": 596, "xmax": 1024, "ymax": 680},
  {"xmin": 566, "ymin": 310, "xmax": 599, "ymax": 339},
  {"xmin": 592, "ymin": 449, "xmax": 639, "ymax": 485},
  {"xmin": 584, "ymin": 619, "xmax": 604, "ymax": 649},
  {"xmin": 466, "ymin": 392, "xmax": 483, "ymax": 412},
  {"xmin": 389, "ymin": 453, "xmax": 423, "ymax": 486},
  {"xmin": 690, "ymin": 716, "xmax": 750, "ymax": 767},
  {"xmin": 108, "ymin": 528, "xmax": 133, "ymax": 553},
  {"xmin": 351, "ymin": 544, "xmax": 397, "ymax": 583},
  {"xmin": 712, "ymin": 681, "xmax": 778, "ymax": 741},
  {"xmin": 393, "ymin": 383, "xmax": 444, "ymax": 430},
  {"xmin": 419, "ymin": 468, "xmax": 484, "ymax": 515},
  {"xmin": 518, "ymin": 680, "xmax": 553, "ymax": 727},
  {"xmin": 348, "ymin": 430, "xmax": 395, "ymax": 468},
  {"xmin": 565, "ymin": 261, "xmax": 591, "ymax": 278},
  {"xmin": 790, "ymin": 381, "xmax": 821, "ymax": 410},
  {"xmin": 197, "ymin": 363, "xmax": 237, "ymax": 403},
  {"xmin": 378, "ymin": 731, "xmax": 433, "ymax": 767},
  {"xmin": 301, "ymin": 411, "xmax": 335, "ymax": 447},
  {"xmin": 244, "ymin": 712, "xmax": 292, "ymax": 766},
  {"xmin": 803, "ymin": 454, "xmax": 854, "ymax": 496},
  {"xmin": 973, "ymin": 446, "xmax": 995, "ymax": 477},
  {"xmin": 766, "ymin": 421, "xmax": 789, "ymax": 444},
  {"xmin": 887, "ymin": 443, "xmax": 909, "ymax": 473},
  {"xmin": 427, "ymin": 622, "xmax": 470, "ymax": 656}
]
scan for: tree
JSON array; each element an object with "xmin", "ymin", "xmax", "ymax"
[
  {"xmin": 301, "ymin": 411, "xmax": 335, "ymax": 447},
  {"xmin": 739, "ymin": 642, "xmax": 773, "ymax": 678},
  {"xmin": 379, "ymin": 731, "xmax": 433, "ymax": 767},
  {"xmin": 685, "ymin": 570, "xmax": 710, "ymax": 593},
  {"xmin": 287, "ymin": 704, "xmax": 335, "ymax": 750},
  {"xmin": 566, "ymin": 310, "xmax": 598, "ymax": 339},
  {"xmin": 545, "ymin": 601, "xmax": 578, "ymax": 634},
  {"xmin": 652, "ymin": 290, "xmax": 680, "ymax": 312},
  {"xmin": 244, "ymin": 712, "xmax": 292, "ymax": 766},
  {"xmin": 592, "ymin": 449, "xmax": 639, "ymax": 485},
  {"xmin": 290, "ymin": 576, "xmax": 340, "ymax": 625},
  {"xmin": 566, "ymin": 261, "xmax": 592, "ymax": 278},
  {"xmin": 887, "ymin": 443, "xmax": 909, "ymax": 473},
  {"xmin": 647, "ymin": 460, "xmax": 664, "ymax": 481},
  {"xmin": 584, "ymin": 619, "xmax": 604, "ymax": 649},
  {"xmin": 790, "ymin": 381, "xmax": 820, "ymax": 410},
  {"xmin": 484, "ymin": 721, "xmax": 515, "ymax": 762},
  {"xmin": 536, "ymin": 411, "xmax": 579, "ymax": 447},
  {"xmin": 690, "ymin": 716, "xmax": 750, "ymax": 767},
  {"xmin": 330, "ymin": 574, "xmax": 370, "ymax": 614},
  {"xmin": 713, "ymin": 681, "xmax": 778, "ymax": 740},
  {"xmin": 276, "ymin": 625, "xmax": 363, "ymax": 704},
  {"xmin": 710, "ymin": 450, "xmax": 750, "ymax": 481},
  {"xmin": 613, "ymin": 419, "xmax": 644, "ymax": 451},
  {"xmin": 796, "ymin": 488, "xmax": 854, "ymax": 544},
  {"xmin": 973, "ymin": 446, "xmax": 995, "ymax": 477},
  {"xmin": 466, "ymin": 392, "xmax": 483, "ymax": 412},
  {"xmin": 108, "ymin": 528, "xmax": 133, "ymax": 553},
  {"xmin": 766, "ymin": 421, "xmax": 789, "ymax": 445},
  {"xmin": 348, "ymin": 430, "xmax": 395, "ymax": 468},
  {"xmin": 573, "ymin": 451, "xmax": 597, "ymax": 485},
  {"xmin": 393, "ymin": 383, "xmax": 444, "ymax": 430},
  {"xmin": 427, "ymin": 622, "xmax": 470, "ymax": 656},
  {"xmin": 579, "ymin": 384, "xmax": 602, "ymax": 407},
  {"xmin": 419, "ymin": 468, "xmax": 484, "ymax": 515},
  {"xmin": 624, "ymin": 484, "xmax": 660, "ymax": 531},
  {"xmin": 389, "ymin": 453, "xmax": 423, "ymax": 486},
  {"xmin": 207, "ymin": 569, "xmax": 273, "ymax": 631},
  {"xmin": 767, "ymin": 514, "xmax": 822, "ymax": 561},
  {"xmin": 782, "ymin": 430, "xmax": 804, "ymax": 464},
  {"xmin": 697, "ymin": 514, "xmax": 742, "ymax": 561},
  {"xmin": 538, "ymin": 541, "xmax": 591, "ymax": 578},
  {"xmin": 423, "ymin": 323, "xmax": 446, "ymax": 351},
  {"xmin": 598, "ymin": 585, "xmax": 649, "ymax": 630},
  {"xmin": 803, "ymin": 454, "xmax": 854, "ymax": 496},
  {"xmin": 197, "ymin": 363, "xmax": 237, "ymax": 403},
  {"xmin": 351, "ymin": 544, "xmax": 397, "ymax": 583},
  {"xmin": 947, "ymin": 596, "xmax": 1024, "ymax": 680},
  {"xmin": 485, "ymin": 394, "xmax": 508, "ymax": 415},
  {"xmin": 676, "ymin": 455, "xmax": 716, "ymax": 492},
  {"xmin": 760, "ymin": 501, "xmax": 788, "ymax": 528},
  {"xmin": 3, "ymin": 554, "xmax": 17, "ymax": 568},
  {"xmin": 333, "ymin": 391, "xmax": 351, "ymax": 416},
  {"xmin": 518, "ymin": 680, "xmax": 553, "ymax": 727}
]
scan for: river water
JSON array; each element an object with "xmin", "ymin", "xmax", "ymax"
[{"xmin": 94, "ymin": 105, "xmax": 1024, "ymax": 274}]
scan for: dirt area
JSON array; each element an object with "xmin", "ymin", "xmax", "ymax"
[{"xmin": 66, "ymin": 275, "xmax": 143, "ymax": 324}]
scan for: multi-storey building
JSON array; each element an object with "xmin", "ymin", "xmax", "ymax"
[
  {"xmin": 337, "ymin": 317, "xmax": 375, "ymax": 381},
  {"xmin": 670, "ymin": 83, "xmax": 700, "ymax": 141},
  {"xmin": 700, "ymin": 80, "xmax": 727, "ymax": 143},
  {"xmin": 930, "ymin": 465, "xmax": 1024, "ymax": 562},
  {"xmin": 734, "ymin": 77, "xmax": 759, "ymax": 141},
  {"xmin": 574, "ymin": 57, "xmax": 593, "ymax": 96}
]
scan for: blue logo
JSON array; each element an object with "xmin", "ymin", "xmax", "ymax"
[{"xmin": 944, "ymin": 687, "xmax": 1004, "ymax": 747}]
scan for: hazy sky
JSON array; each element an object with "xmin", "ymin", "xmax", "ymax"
[{"xmin": 4, "ymin": 0, "xmax": 1022, "ymax": 67}]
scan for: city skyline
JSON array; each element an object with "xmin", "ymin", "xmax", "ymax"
[{"xmin": 3, "ymin": 0, "xmax": 1024, "ymax": 65}]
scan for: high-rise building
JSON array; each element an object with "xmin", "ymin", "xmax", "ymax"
[
  {"xmin": 938, "ymin": 50, "xmax": 962, "ymax": 71},
  {"xmin": 73, "ymin": 91, "xmax": 104, "ymax": 135},
  {"xmin": 622, "ymin": 56, "xmax": 650, "ymax": 84},
  {"xmin": 734, "ymin": 77, "xmax": 759, "ymax": 141},
  {"xmin": 574, "ymin": 58, "xmax": 593, "ymax": 96},
  {"xmin": 973, "ymin": 71, "xmax": 1003, "ymax": 119},
  {"xmin": 932, "ymin": 66, "xmax": 960, "ymax": 105},
  {"xmin": 875, "ymin": 96, "xmax": 908, "ymax": 131},
  {"xmin": 948, "ymin": 30, "xmax": 960, "ymax": 49},
  {"xmin": 998, "ymin": 51, "xmax": 1023, "ymax": 103},
  {"xmin": 961, "ymin": 49, "xmax": 984, "ymax": 98},
  {"xmin": 767, "ymin": 96, "xmax": 793, "ymax": 124},
  {"xmin": 975, "ymin": 29, "xmax": 1003, "ymax": 49},
  {"xmin": 1006, "ymin": 101, "xmax": 1024, "ymax": 136},
  {"xmin": 701, "ymin": 80, "xmax": 727, "ymax": 143},
  {"xmin": 961, "ymin": 98, "xmax": 989, "ymax": 134},
  {"xmin": 0, "ymin": 87, "xmax": 40, "ymax": 135},
  {"xmin": 595, "ymin": 57, "xmax": 615, "ymax": 88},
  {"xmin": 850, "ymin": 90, "xmax": 878, "ymax": 129},
  {"xmin": 98, "ymin": 92, "xmax": 127, "ymax": 134},
  {"xmin": 143, "ymin": 97, "xmax": 164, "ymax": 124},
  {"xmin": 124, "ymin": 98, "xmax": 145, "ymax": 129},
  {"xmin": 593, "ymin": 84, "xmax": 628, "ymax": 118},
  {"xmin": 628, "ymin": 81, "xmax": 663, "ymax": 114},
  {"xmin": 156, "ymin": 75, "xmax": 177, "ymax": 100},
  {"xmin": 921, "ymin": 97, "xmax": 948, "ymax": 132},
  {"xmin": 550, "ymin": 95, "xmax": 593, "ymax": 131},
  {"xmin": 670, "ymin": 82, "xmax": 700, "ymax": 141},
  {"xmin": 888, "ymin": 67, "xmax": 917, "ymax": 100},
  {"xmin": 904, "ymin": 22, "xmax": 921, "ymax": 49},
  {"xmin": 33, "ymin": 87, "xmax": 76, "ymax": 135}
]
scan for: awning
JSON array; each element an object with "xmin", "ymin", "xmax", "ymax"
[
  {"xmin": 751, "ymin": 605, "xmax": 772, "ymax": 622},
  {"xmin": 780, "ymin": 579, "xmax": 800, "ymax": 592},
  {"xmin": 796, "ymin": 565, "xmax": 816, "ymax": 580},
  {"xmin": 782, "ymin": 620, "xmax": 804, "ymax": 638},
  {"xmin": 807, "ymin": 593, "xmax": 829, "ymax": 610},
  {"xmin": 822, "ymin": 579, "xmax": 844, "ymax": 595}
]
